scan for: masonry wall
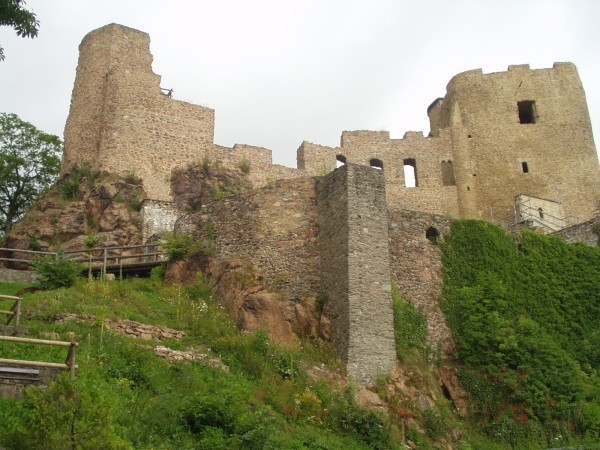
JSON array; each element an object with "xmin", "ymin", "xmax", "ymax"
[
  {"xmin": 317, "ymin": 164, "xmax": 396, "ymax": 384},
  {"xmin": 63, "ymin": 24, "xmax": 303, "ymax": 202},
  {"xmin": 176, "ymin": 178, "xmax": 321, "ymax": 301},
  {"xmin": 552, "ymin": 215, "xmax": 600, "ymax": 246},
  {"xmin": 432, "ymin": 63, "xmax": 600, "ymax": 226},
  {"xmin": 388, "ymin": 209, "xmax": 452, "ymax": 353}
]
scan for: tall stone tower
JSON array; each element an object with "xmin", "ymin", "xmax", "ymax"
[
  {"xmin": 428, "ymin": 63, "xmax": 600, "ymax": 225},
  {"xmin": 63, "ymin": 24, "xmax": 215, "ymax": 201}
]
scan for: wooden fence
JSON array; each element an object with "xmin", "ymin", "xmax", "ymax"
[
  {"xmin": 0, "ymin": 243, "xmax": 167, "ymax": 275},
  {"xmin": 0, "ymin": 335, "xmax": 78, "ymax": 378},
  {"xmin": 0, "ymin": 295, "xmax": 21, "ymax": 327}
]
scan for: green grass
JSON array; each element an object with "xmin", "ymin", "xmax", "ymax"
[
  {"xmin": 0, "ymin": 282, "xmax": 29, "ymax": 296},
  {"xmin": 0, "ymin": 277, "xmax": 401, "ymax": 449}
]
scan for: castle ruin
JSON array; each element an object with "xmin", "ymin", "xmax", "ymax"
[{"xmin": 61, "ymin": 23, "xmax": 600, "ymax": 384}]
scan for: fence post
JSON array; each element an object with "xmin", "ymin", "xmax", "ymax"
[
  {"xmin": 66, "ymin": 343, "xmax": 78, "ymax": 379},
  {"xmin": 103, "ymin": 247, "xmax": 108, "ymax": 279},
  {"xmin": 14, "ymin": 298, "xmax": 21, "ymax": 327}
]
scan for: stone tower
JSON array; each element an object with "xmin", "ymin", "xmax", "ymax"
[
  {"xmin": 428, "ymin": 63, "xmax": 600, "ymax": 225},
  {"xmin": 62, "ymin": 24, "xmax": 215, "ymax": 201}
]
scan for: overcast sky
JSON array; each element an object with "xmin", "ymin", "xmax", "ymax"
[{"xmin": 1, "ymin": 0, "xmax": 599, "ymax": 167}]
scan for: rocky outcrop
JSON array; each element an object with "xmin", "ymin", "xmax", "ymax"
[
  {"xmin": 166, "ymin": 256, "xmax": 330, "ymax": 345},
  {"xmin": 1, "ymin": 170, "xmax": 146, "ymax": 267},
  {"xmin": 154, "ymin": 346, "xmax": 229, "ymax": 372}
]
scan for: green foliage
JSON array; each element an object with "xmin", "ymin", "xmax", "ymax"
[
  {"xmin": 201, "ymin": 156, "xmax": 211, "ymax": 174},
  {"xmin": 0, "ymin": 113, "xmax": 62, "ymax": 234},
  {"xmin": 4, "ymin": 374, "xmax": 128, "ymax": 449},
  {"xmin": 59, "ymin": 177, "xmax": 80, "ymax": 200},
  {"xmin": 0, "ymin": 277, "xmax": 388, "ymax": 449},
  {"xmin": 392, "ymin": 286, "xmax": 428, "ymax": 358},
  {"xmin": 423, "ymin": 407, "xmax": 449, "ymax": 440},
  {"xmin": 30, "ymin": 253, "xmax": 82, "ymax": 290},
  {"xmin": 442, "ymin": 220, "xmax": 600, "ymax": 445},
  {"xmin": 28, "ymin": 234, "xmax": 40, "ymax": 251},
  {"xmin": 123, "ymin": 172, "xmax": 142, "ymax": 185},
  {"xmin": 84, "ymin": 233, "xmax": 98, "ymax": 249},
  {"xmin": 0, "ymin": 0, "xmax": 39, "ymax": 61},
  {"xmin": 162, "ymin": 232, "xmax": 200, "ymax": 261},
  {"xmin": 238, "ymin": 158, "xmax": 251, "ymax": 174}
]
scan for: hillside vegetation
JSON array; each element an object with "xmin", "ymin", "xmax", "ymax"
[
  {"xmin": 442, "ymin": 220, "xmax": 600, "ymax": 448},
  {"xmin": 1, "ymin": 220, "xmax": 599, "ymax": 449}
]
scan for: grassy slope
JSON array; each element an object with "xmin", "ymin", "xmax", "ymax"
[{"xmin": 0, "ymin": 277, "xmax": 400, "ymax": 449}]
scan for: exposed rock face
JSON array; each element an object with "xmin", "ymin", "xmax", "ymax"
[
  {"xmin": 166, "ymin": 256, "xmax": 329, "ymax": 345},
  {"xmin": 1, "ymin": 171, "xmax": 146, "ymax": 266},
  {"xmin": 171, "ymin": 165, "xmax": 253, "ymax": 213}
]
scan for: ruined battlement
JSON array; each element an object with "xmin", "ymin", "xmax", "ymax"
[{"xmin": 64, "ymin": 24, "xmax": 600, "ymax": 226}]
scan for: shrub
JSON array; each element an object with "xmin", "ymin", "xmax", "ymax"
[
  {"xmin": 124, "ymin": 172, "xmax": 142, "ymax": 185},
  {"xmin": 238, "ymin": 158, "xmax": 251, "ymax": 174},
  {"xmin": 7, "ymin": 374, "xmax": 127, "ymax": 449},
  {"xmin": 30, "ymin": 253, "xmax": 82, "ymax": 290},
  {"xmin": 60, "ymin": 178, "xmax": 80, "ymax": 199},
  {"xmin": 28, "ymin": 235, "xmax": 41, "ymax": 251},
  {"xmin": 162, "ymin": 232, "xmax": 198, "ymax": 261},
  {"xmin": 84, "ymin": 233, "xmax": 98, "ymax": 249}
]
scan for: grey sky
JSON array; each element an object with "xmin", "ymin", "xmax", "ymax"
[{"xmin": 1, "ymin": 0, "xmax": 599, "ymax": 167}]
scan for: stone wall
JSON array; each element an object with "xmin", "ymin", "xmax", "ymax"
[
  {"xmin": 552, "ymin": 214, "xmax": 600, "ymax": 246},
  {"xmin": 432, "ymin": 63, "xmax": 600, "ymax": 226},
  {"xmin": 63, "ymin": 24, "xmax": 304, "ymax": 203},
  {"xmin": 176, "ymin": 177, "xmax": 321, "ymax": 302},
  {"xmin": 0, "ymin": 268, "xmax": 37, "ymax": 284},
  {"xmin": 317, "ymin": 164, "xmax": 396, "ymax": 384},
  {"xmin": 63, "ymin": 25, "xmax": 599, "ymax": 230},
  {"xmin": 388, "ymin": 209, "xmax": 453, "ymax": 353}
]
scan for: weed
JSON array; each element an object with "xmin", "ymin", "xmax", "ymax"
[{"xmin": 238, "ymin": 158, "xmax": 251, "ymax": 174}]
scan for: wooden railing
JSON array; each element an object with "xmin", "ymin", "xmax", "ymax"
[
  {"xmin": 0, "ymin": 295, "xmax": 21, "ymax": 327},
  {"xmin": 0, "ymin": 243, "xmax": 167, "ymax": 274},
  {"xmin": 0, "ymin": 336, "xmax": 78, "ymax": 378}
]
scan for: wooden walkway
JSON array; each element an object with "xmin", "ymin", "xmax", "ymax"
[{"xmin": 0, "ymin": 244, "xmax": 167, "ymax": 278}]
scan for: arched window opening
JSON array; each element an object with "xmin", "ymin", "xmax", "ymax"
[
  {"xmin": 538, "ymin": 208, "xmax": 544, "ymax": 219},
  {"xmin": 426, "ymin": 226, "xmax": 441, "ymax": 243},
  {"xmin": 403, "ymin": 158, "xmax": 418, "ymax": 187},
  {"xmin": 441, "ymin": 160, "xmax": 456, "ymax": 186},
  {"xmin": 336, "ymin": 154, "xmax": 347, "ymax": 168},
  {"xmin": 369, "ymin": 158, "xmax": 383, "ymax": 170}
]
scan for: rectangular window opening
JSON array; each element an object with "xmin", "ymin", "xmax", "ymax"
[
  {"xmin": 518, "ymin": 101, "xmax": 536, "ymax": 124},
  {"xmin": 521, "ymin": 161, "xmax": 529, "ymax": 173}
]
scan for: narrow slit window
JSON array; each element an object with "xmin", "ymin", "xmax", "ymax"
[
  {"xmin": 538, "ymin": 208, "xmax": 544, "ymax": 219},
  {"xmin": 336, "ymin": 154, "xmax": 347, "ymax": 168},
  {"xmin": 369, "ymin": 158, "xmax": 383, "ymax": 170},
  {"xmin": 518, "ymin": 101, "xmax": 536, "ymax": 124},
  {"xmin": 403, "ymin": 158, "xmax": 417, "ymax": 187},
  {"xmin": 522, "ymin": 161, "xmax": 529, "ymax": 173}
]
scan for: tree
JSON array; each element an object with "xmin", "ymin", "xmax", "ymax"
[
  {"xmin": 0, "ymin": 0, "xmax": 39, "ymax": 61},
  {"xmin": 0, "ymin": 112, "xmax": 61, "ymax": 235}
]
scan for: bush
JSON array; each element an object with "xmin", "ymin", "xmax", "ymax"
[
  {"xmin": 238, "ymin": 158, "xmax": 251, "ymax": 174},
  {"xmin": 60, "ymin": 178, "xmax": 80, "ymax": 199},
  {"xmin": 30, "ymin": 253, "xmax": 82, "ymax": 290},
  {"xmin": 7, "ymin": 374, "xmax": 127, "ymax": 449},
  {"xmin": 162, "ymin": 232, "xmax": 199, "ymax": 261}
]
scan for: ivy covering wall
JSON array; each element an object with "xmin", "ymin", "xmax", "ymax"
[{"xmin": 441, "ymin": 220, "xmax": 600, "ymax": 447}]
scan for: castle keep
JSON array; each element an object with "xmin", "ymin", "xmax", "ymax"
[{"xmin": 62, "ymin": 24, "xmax": 600, "ymax": 383}]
